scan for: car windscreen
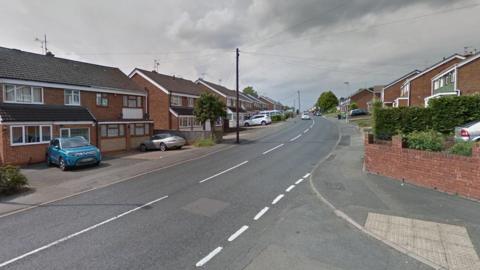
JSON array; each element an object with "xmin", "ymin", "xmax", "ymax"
[{"xmin": 61, "ymin": 137, "xmax": 90, "ymax": 148}]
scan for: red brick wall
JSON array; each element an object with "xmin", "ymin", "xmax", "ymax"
[
  {"xmin": 457, "ymin": 58, "xmax": 480, "ymax": 95},
  {"xmin": 350, "ymin": 90, "xmax": 373, "ymax": 111},
  {"xmin": 364, "ymin": 134, "xmax": 480, "ymax": 201},
  {"xmin": 409, "ymin": 58, "xmax": 463, "ymax": 107},
  {"xmin": 42, "ymin": 87, "xmax": 145, "ymax": 121},
  {"xmin": 0, "ymin": 124, "xmax": 96, "ymax": 165},
  {"xmin": 130, "ymin": 74, "xmax": 170, "ymax": 130}
]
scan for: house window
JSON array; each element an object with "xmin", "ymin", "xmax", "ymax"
[
  {"xmin": 60, "ymin": 128, "xmax": 90, "ymax": 142},
  {"xmin": 10, "ymin": 125, "xmax": 52, "ymax": 146},
  {"xmin": 123, "ymin": 96, "xmax": 142, "ymax": 108},
  {"xmin": 179, "ymin": 116, "xmax": 201, "ymax": 128},
  {"xmin": 129, "ymin": 123, "xmax": 150, "ymax": 136},
  {"xmin": 171, "ymin": 95, "xmax": 182, "ymax": 106},
  {"xmin": 100, "ymin": 124, "xmax": 125, "ymax": 137},
  {"xmin": 64, "ymin": 90, "xmax": 81, "ymax": 105},
  {"xmin": 3, "ymin": 84, "xmax": 43, "ymax": 104},
  {"xmin": 188, "ymin": 97, "xmax": 195, "ymax": 107},
  {"xmin": 96, "ymin": 93, "xmax": 108, "ymax": 107}
]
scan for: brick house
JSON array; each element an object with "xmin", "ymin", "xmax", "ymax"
[
  {"xmin": 129, "ymin": 69, "xmax": 220, "ymax": 131},
  {"xmin": 348, "ymin": 88, "xmax": 373, "ymax": 111},
  {"xmin": 245, "ymin": 94, "xmax": 268, "ymax": 112},
  {"xmin": 426, "ymin": 53, "xmax": 480, "ymax": 105},
  {"xmin": 258, "ymin": 96, "xmax": 281, "ymax": 111},
  {"xmin": 366, "ymin": 85, "xmax": 384, "ymax": 111},
  {"xmin": 398, "ymin": 54, "xmax": 466, "ymax": 107},
  {"xmin": 382, "ymin": 70, "xmax": 420, "ymax": 107},
  {"xmin": 0, "ymin": 47, "xmax": 152, "ymax": 165},
  {"xmin": 196, "ymin": 79, "xmax": 250, "ymax": 128}
]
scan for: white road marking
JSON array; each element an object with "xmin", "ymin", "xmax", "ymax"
[
  {"xmin": 262, "ymin": 144, "xmax": 284, "ymax": 155},
  {"xmin": 227, "ymin": 225, "xmax": 249, "ymax": 242},
  {"xmin": 253, "ymin": 207, "xmax": 269, "ymax": 220},
  {"xmin": 195, "ymin": 246, "xmax": 223, "ymax": 267},
  {"xmin": 304, "ymin": 129, "xmax": 309, "ymax": 133},
  {"xmin": 199, "ymin": 161, "xmax": 249, "ymax": 183},
  {"xmin": 303, "ymin": 173, "xmax": 311, "ymax": 178},
  {"xmin": 285, "ymin": 185, "xmax": 295, "ymax": 192},
  {"xmin": 295, "ymin": 178, "xmax": 304, "ymax": 184},
  {"xmin": 289, "ymin": 134, "xmax": 302, "ymax": 142},
  {"xmin": 0, "ymin": 195, "xmax": 169, "ymax": 268},
  {"xmin": 272, "ymin": 194, "xmax": 284, "ymax": 205}
]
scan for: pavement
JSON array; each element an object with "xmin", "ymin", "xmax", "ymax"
[
  {"xmin": 0, "ymin": 116, "xmax": 477, "ymax": 269},
  {"xmin": 310, "ymin": 118, "xmax": 480, "ymax": 270}
]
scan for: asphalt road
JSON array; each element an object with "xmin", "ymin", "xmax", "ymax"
[{"xmin": 0, "ymin": 116, "xmax": 427, "ymax": 269}]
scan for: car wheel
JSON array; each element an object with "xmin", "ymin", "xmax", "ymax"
[
  {"xmin": 160, "ymin": 143, "xmax": 167, "ymax": 152},
  {"xmin": 59, "ymin": 157, "xmax": 68, "ymax": 171},
  {"xmin": 261, "ymin": 121, "xmax": 266, "ymax": 126},
  {"xmin": 244, "ymin": 123, "xmax": 249, "ymax": 127},
  {"xmin": 140, "ymin": 144, "xmax": 147, "ymax": 152},
  {"xmin": 96, "ymin": 161, "xmax": 101, "ymax": 166},
  {"xmin": 177, "ymin": 146, "xmax": 182, "ymax": 150}
]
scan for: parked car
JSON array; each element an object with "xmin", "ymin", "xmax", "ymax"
[
  {"xmin": 244, "ymin": 114, "xmax": 272, "ymax": 126},
  {"xmin": 349, "ymin": 109, "xmax": 368, "ymax": 116},
  {"xmin": 140, "ymin": 133, "xmax": 186, "ymax": 151},
  {"xmin": 455, "ymin": 120, "xmax": 480, "ymax": 142},
  {"xmin": 315, "ymin": 111, "xmax": 321, "ymax": 116},
  {"xmin": 47, "ymin": 136, "xmax": 101, "ymax": 171},
  {"xmin": 301, "ymin": 113, "xmax": 311, "ymax": 120}
]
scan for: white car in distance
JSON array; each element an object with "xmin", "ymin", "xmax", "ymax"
[
  {"xmin": 301, "ymin": 113, "xmax": 311, "ymax": 120},
  {"xmin": 244, "ymin": 114, "xmax": 272, "ymax": 126}
]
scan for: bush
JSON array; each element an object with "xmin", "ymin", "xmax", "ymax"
[
  {"xmin": 194, "ymin": 138, "xmax": 215, "ymax": 147},
  {"xmin": 405, "ymin": 130, "xmax": 444, "ymax": 152},
  {"xmin": 0, "ymin": 165, "xmax": 28, "ymax": 194},
  {"xmin": 373, "ymin": 107, "xmax": 433, "ymax": 140},
  {"xmin": 373, "ymin": 95, "xmax": 480, "ymax": 140},
  {"xmin": 448, "ymin": 141, "xmax": 475, "ymax": 156},
  {"xmin": 271, "ymin": 115, "xmax": 284, "ymax": 122}
]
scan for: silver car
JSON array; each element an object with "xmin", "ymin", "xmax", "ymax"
[
  {"xmin": 455, "ymin": 120, "xmax": 480, "ymax": 142},
  {"xmin": 140, "ymin": 133, "xmax": 186, "ymax": 151}
]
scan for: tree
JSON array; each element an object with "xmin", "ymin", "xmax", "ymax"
[
  {"xmin": 194, "ymin": 93, "xmax": 227, "ymax": 139},
  {"xmin": 316, "ymin": 91, "xmax": 338, "ymax": 112},
  {"xmin": 242, "ymin": 86, "xmax": 258, "ymax": 97},
  {"xmin": 349, "ymin": 102, "xmax": 358, "ymax": 110}
]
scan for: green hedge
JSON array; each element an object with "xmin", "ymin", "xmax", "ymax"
[
  {"xmin": 405, "ymin": 130, "xmax": 444, "ymax": 152},
  {"xmin": 373, "ymin": 95, "xmax": 480, "ymax": 140}
]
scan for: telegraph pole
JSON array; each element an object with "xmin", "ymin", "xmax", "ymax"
[
  {"xmin": 236, "ymin": 48, "xmax": 240, "ymax": 144},
  {"xmin": 297, "ymin": 90, "xmax": 301, "ymax": 115}
]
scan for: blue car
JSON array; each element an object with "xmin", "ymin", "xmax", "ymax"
[{"xmin": 46, "ymin": 136, "xmax": 102, "ymax": 171}]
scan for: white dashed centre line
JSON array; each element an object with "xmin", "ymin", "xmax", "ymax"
[
  {"xmin": 0, "ymin": 195, "xmax": 169, "ymax": 268},
  {"xmin": 295, "ymin": 178, "xmax": 304, "ymax": 185},
  {"xmin": 303, "ymin": 173, "xmax": 311, "ymax": 178},
  {"xmin": 253, "ymin": 207, "xmax": 269, "ymax": 220},
  {"xmin": 199, "ymin": 161, "xmax": 249, "ymax": 183},
  {"xmin": 286, "ymin": 185, "xmax": 295, "ymax": 192},
  {"xmin": 195, "ymin": 246, "xmax": 223, "ymax": 267},
  {"xmin": 304, "ymin": 128, "xmax": 309, "ymax": 133},
  {"xmin": 228, "ymin": 225, "xmax": 249, "ymax": 242},
  {"xmin": 262, "ymin": 144, "xmax": 284, "ymax": 155},
  {"xmin": 289, "ymin": 134, "xmax": 302, "ymax": 142},
  {"xmin": 272, "ymin": 194, "xmax": 285, "ymax": 205}
]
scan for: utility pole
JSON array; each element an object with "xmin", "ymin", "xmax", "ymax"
[
  {"xmin": 344, "ymin": 82, "xmax": 350, "ymax": 123},
  {"xmin": 236, "ymin": 48, "xmax": 240, "ymax": 144},
  {"xmin": 297, "ymin": 90, "xmax": 301, "ymax": 115}
]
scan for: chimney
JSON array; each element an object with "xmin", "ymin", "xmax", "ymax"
[{"xmin": 46, "ymin": 51, "xmax": 55, "ymax": 57}]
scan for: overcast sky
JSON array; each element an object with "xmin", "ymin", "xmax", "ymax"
[{"xmin": 1, "ymin": 0, "xmax": 479, "ymax": 110}]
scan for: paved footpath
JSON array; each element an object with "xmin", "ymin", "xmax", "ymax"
[{"xmin": 310, "ymin": 118, "xmax": 480, "ymax": 270}]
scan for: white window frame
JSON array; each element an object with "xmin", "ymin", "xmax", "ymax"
[
  {"xmin": 10, "ymin": 125, "xmax": 52, "ymax": 146},
  {"xmin": 101, "ymin": 124, "xmax": 125, "ymax": 138},
  {"xmin": 59, "ymin": 127, "xmax": 90, "ymax": 142},
  {"xmin": 3, "ymin": 84, "xmax": 44, "ymax": 104},
  {"xmin": 188, "ymin": 97, "xmax": 195, "ymax": 107},
  {"xmin": 171, "ymin": 95, "xmax": 182, "ymax": 106},
  {"xmin": 64, "ymin": 89, "xmax": 81, "ymax": 106},
  {"xmin": 96, "ymin": 93, "xmax": 108, "ymax": 107}
]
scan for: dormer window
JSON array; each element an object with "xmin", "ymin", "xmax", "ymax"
[
  {"xmin": 3, "ymin": 84, "xmax": 43, "ymax": 104},
  {"xmin": 170, "ymin": 95, "xmax": 182, "ymax": 106}
]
